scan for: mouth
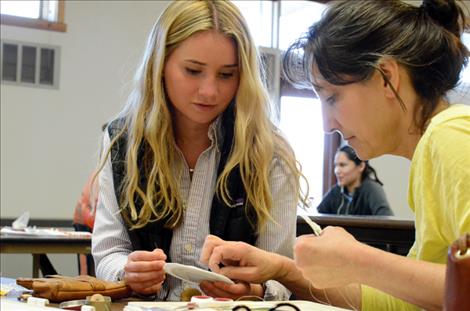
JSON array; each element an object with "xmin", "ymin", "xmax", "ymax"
[
  {"xmin": 193, "ymin": 103, "xmax": 216, "ymax": 111},
  {"xmin": 344, "ymin": 136, "xmax": 356, "ymax": 143}
]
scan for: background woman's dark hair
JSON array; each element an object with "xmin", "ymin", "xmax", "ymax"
[
  {"xmin": 283, "ymin": 0, "xmax": 469, "ymax": 132},
  {"xmin": 338, "ymin": 145, "xmax": 383, "ymax": 186}
]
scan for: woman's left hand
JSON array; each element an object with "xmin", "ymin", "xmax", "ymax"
[
  {"xmin": 199, "ymin": 280, "xmax": 263, "ymax": 300},
  {"xmin": 294, "ymin": 226, "xmax": 365, "ymax": 289}
]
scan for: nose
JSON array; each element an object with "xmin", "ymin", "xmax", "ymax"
[
  {"xmin": 321, "ymin": 103, "xmax": 339, "ymax": 134},
  {"xmin": 334, "ymin": 166, "xmax": 341, "ymax": 176},
  {"xmin": 321, "ymin": 102, "xmax": 345, "ymax": 140},
  {"xmin": 198, "ymin": 76, "xmax": 218, "ymax": 100}
]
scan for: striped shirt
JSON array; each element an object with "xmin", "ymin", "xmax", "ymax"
[{"xmin": 92, "ymin": 118, "xmax": 298, "ymax": 301}]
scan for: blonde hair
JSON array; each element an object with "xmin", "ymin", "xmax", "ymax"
[{"xmin": 100, "ymin": 0, "xmax": 305, "ymax": 231}]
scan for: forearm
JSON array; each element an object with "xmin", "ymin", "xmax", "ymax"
[
  {"xmin": 275, "ymin": 256, "xmax": 361, "ymax": 309},
  {"xmin": 95, "ymin": 252, "xmax": 128, "ymax": 281},
  {"xmin": 275, "ymin": 256, "xmax": 312, "ymax": 300},
  {"xmin": 355, "ymin": 243, "xmax": 445, "ymax": 311}
]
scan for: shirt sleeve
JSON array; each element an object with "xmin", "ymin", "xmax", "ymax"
[
  {"xmin": 316, "ymin": 187, "xmax": 338, "ymax": 214},
  {"xmin": 427, "ymin": 120, "xmax": 470, "ymax": 239},
  {"xmin": 92, "ymin": 131, "xmax": 132, "ymax": 281},
  {"xmin": 256, "ymin": 156, "xmax": 298, "ymax": 300},
  {"xmin": 361, "ymin": 286, "xmax": 420, "ymax": 311}
]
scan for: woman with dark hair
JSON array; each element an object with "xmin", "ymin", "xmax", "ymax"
[
  {"xmin": 200, "ymin": 1, "xmax": 470, "ymax": 310},
  {"xmin": 317, "ymin": 145, "xmax": 393, "ymax": 215}
]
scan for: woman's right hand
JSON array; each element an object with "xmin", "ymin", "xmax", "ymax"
[
  {"xmin": 200, "ymin": 235, "xmax": 286, "ymax": 283},
  {"xmin": 124, "ymin": 248, "xmax": 167, "ymax": 295}
]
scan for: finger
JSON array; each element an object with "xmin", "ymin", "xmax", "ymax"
[
  {"xmin": 199, "ymin": 281, "xmax": 237, "ymax": 299},
  {"xmin": 128, "ymin": 250, "xmax": 167, "ymax": 262},
  {"xmin": 200, "ymin": 235, "xmax": 224, "ymax": 264},
  {"xmin": 212, "ymin": 281, "xmax": 251, "ymax": 296},
  {"xmin": 125, "ymin": 259, "xmax": 166, "ymax": 273},
  {"xmin": 152, "ymin": 248, "xmax": 167, "ymax": 260},
  {"xmin": 128, "ymin": 278, "xmax": 163, "ymax": 291},
  {"xmin": 131, "ymin": 282, "xmax": 163, "ymax": 295},
  {"xmin": 295, "ymin": 234, "xmax": 317, "ymax": 243},
  {"xmin": 218, "ymin": 266, "xmax": 260, "ymax": 283},
  {"xmin": 124, "ymin": 270, "xmax": 166, "ymax": 284},
  {"xmin": 207, "ymin": 243, "xmax": 246, "ymax": 272}
]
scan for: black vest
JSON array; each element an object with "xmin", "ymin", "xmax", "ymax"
[{"xmin": 107, "ymin": 106, "xmax": 258, "ymax": 257}]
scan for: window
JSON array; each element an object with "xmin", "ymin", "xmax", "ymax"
[
  {"xmin": 447, "ymin": 32, "xmax": 470, "ymax": 104},
  {"xmin": 1, "ymin": 40, "xmax": 60, "ymax": 88},
  {"xmin": 0, "ymin": 0, "xmax": 66, "ymax": 32},
  {"xmin": 232, "ymin": 1, "xmax": 276, "ymax": 47},
  {"xmin": 235, "ymin": 1, "xmax": 330, "ymax": 212},
  {"xmin": 279, "ymin": 96, "xmax": 324, "ymax": 209}
]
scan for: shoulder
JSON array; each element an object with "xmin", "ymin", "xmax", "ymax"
[
  {"xmin": 360, "ymin": 178, "xmax": 384, "ymax": 192},
  {"xmin": 420, "ymin": 105, "xmax": 470, "ymax": 163},
  {"xmin": 324, "ymin": 185, "xmax": 341, "ymax": 197},
  {"xmin": 424, "ymin": 104, "xmax": 470, "ymax": 142},
  {"xmin": 107, "ymin": 118, "xmax": 127, "ymax": 140}
]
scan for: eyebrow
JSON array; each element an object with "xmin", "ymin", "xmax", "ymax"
[
  {"xmin": 184, "ymin": 59, "xmax": 238, "ymax": 68},
  {"xmin": 311, "ymin": 82, "xmax": 323, "ymax": 92}
]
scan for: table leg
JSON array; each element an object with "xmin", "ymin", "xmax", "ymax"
[{"xmin": 32, "ymin": 254, "xmax": 40, "ymax": 278}]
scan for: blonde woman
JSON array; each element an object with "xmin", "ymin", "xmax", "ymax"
[{"xmin": 92, "ymin": 0, "xmax": 303, "ymax": 301}]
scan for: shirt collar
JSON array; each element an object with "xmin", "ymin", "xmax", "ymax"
[{"xmin": 208, "ymin": 115, "xmax": 224, "ymax": 152}]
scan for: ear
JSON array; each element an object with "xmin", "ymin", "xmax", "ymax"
[
  {"xmin": 377, "ymin": 57, "xmax": 401, "ymax": 100},
  {"xmin": 358, "ymin": 161, "xmax": 366, "ymax": 173}
]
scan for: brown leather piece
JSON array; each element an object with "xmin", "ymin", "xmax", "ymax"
[
  {"xmin": 444, "ymin": 233, "xmax": 470, "ymax": 311},
  {"xmin": 16, "ymin": 275, "xmax": 132, "ymax": 302}
]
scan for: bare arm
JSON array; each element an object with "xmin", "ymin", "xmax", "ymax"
[
  {"xmin": 354, "ymin": 242, "xmax": 444, "ymax": 310},
  {"xmin": 295, "ymin": 227, "xmax": 445, "ymax": 311},
  {"xmin": 200, "ymin": 235, "xmax": 361, "ymax": 310}
]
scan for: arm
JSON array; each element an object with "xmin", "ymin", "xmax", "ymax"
[
  {"xmin": 92, "ymin": 131, "xmax": 133, "ymax": 281},
  {"xmin": 294, "ymin": 227, "xmax": 445, "ymax": 311},
  {"xmin": 317, "ymin": 187, "xmax": 339, "ymax": 214},
  {"xmin": 200, "ymin": 234, "xmax": 361, "ymax": 309},
  {"xmin": 199, "ymin": 157, "xmax": 297, "ymax": 299},
  {"xmin": 92, "ymin": 132, "xmax": 166, "ymax": 295},
  {"xmin": 255, "ymin": 157, "xmax": 299, "ymax": 299}
]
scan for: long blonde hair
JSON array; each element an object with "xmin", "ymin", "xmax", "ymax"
[{"xmin": 100, "ymin": 0, "xmax": 305, "ymax": 231}]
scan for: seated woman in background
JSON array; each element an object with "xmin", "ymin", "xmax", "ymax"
[{"xmin": 317, "ymin": 145, "xmax": 393, "ymax": 215}]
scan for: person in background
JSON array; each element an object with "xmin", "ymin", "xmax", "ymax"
[
  {"xmin": 92, "ymin": 0, "xmax": 304, "ymax": 301},
  {"xmin": 200, "ymin": 1, "xmax": 470, "ymax": 310},
  {"xmin": 73, "ymin": 171, "xmax": 98, "ymax": 275},
  {"xmin": 317, "ymin": 145, "xmax": 393, "ymax": 215}
]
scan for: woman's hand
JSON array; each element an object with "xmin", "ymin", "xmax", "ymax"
[
  {"xmin": 199, "ymin": 280, "xmax": 263, "ymax": 300},
  {"xmin": 200, "ymin": 235, "xmax": 286, "ymax": 283},
  {"xmin": 294, "ymin": 226, "xmax": 364, "ymax": 288},
  {"xmin": 124, "ymin": 248, "xmax": 167, "ymax": 295}
]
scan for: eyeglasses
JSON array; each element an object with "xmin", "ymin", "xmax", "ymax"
[{"xmin": 232, "ymin": 302, "xmax": 301, "ymax": 311}]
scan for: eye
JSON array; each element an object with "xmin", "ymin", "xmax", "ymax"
[
  {"xmin": 219, "ymin": 71, "xmax": 235, "ymax": 79},
  {"xmin": 185, "ymin": 68, "xmax": 201, "ymax": 76},
  {"xmin": 326, "ymin": 94, "xmax": 337, "ymax": 105}
]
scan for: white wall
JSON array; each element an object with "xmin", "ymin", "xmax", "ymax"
[
  {"xmin": 1, "ymin": 1, "xmax": 170, "ymax": 220},
  {"xmin": 370, "ymin": 156, "xmax": 414, "ymax": 219},
  {"xmin": 1, "ymin": 0, "xmax": 170, "ymax": 278}
]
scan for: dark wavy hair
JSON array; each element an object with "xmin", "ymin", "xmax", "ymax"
[
  {"xmin": 283, "ymin": 0, "xmax": 469, "ymax": 133},
  {"xmin": 338, "ymin": 145, "xmax": 383, "ymax": 186}
]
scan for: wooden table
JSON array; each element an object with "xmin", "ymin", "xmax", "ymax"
[
  {"xmin": 297, "ymin": 214, "xmax": 415, "ymax": 255},
  {"xmin": 0, "ymin": 233, "xmax": 91, "ymax": 277}
]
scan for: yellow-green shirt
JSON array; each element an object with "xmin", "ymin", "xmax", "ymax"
[{"xmin": 362, "ymin": 104, "xmax": 470, "ymax": 311}]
